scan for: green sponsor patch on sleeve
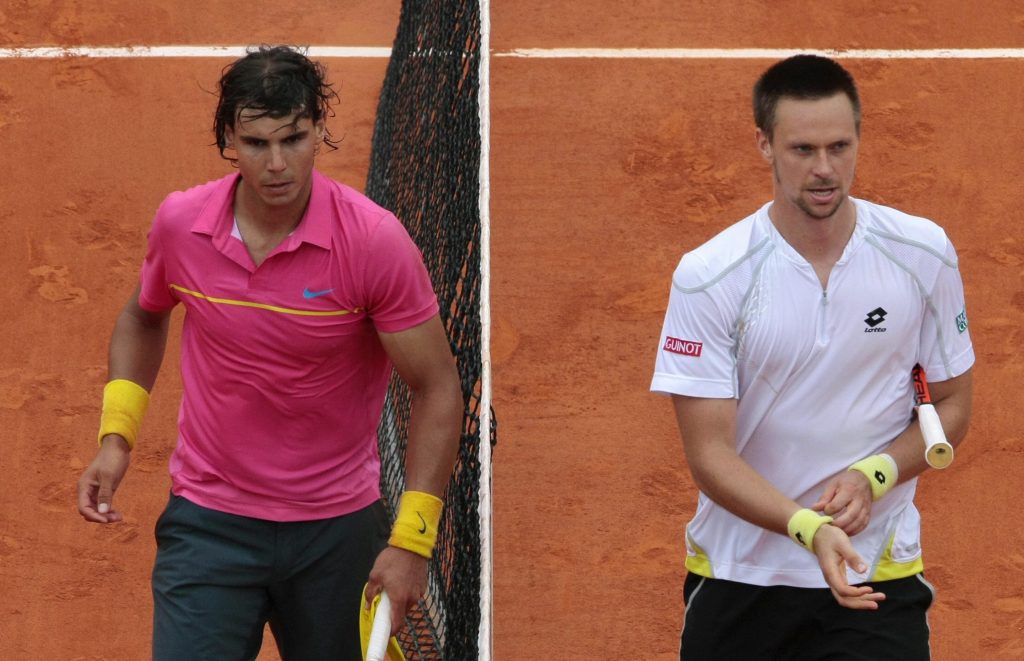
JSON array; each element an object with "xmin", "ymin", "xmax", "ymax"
[{"xmin": 955, "ymin": 307, "xmax": 968, "ymax": 334}]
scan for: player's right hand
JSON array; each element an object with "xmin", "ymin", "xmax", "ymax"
[
  {"xmin": 813, "ymin": 524, "xmax": 886, "ymax": 610},
  {"xmin": 811, "ymin": 470, "xmax": 874, "ymax": 536},
  {"xmin": 77, "ymin": 435, "xmax": 131, "ymax": 523},
  {"xmin": 365, "ymin": 546, "xmax": 429, "ymax": 637}
]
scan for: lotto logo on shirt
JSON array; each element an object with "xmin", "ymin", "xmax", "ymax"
[{"xmin": 664, "ymin": 336, "xmax": 703, "ymax": 357}]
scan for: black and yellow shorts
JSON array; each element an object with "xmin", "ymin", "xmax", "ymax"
[{"xmin": 680, "ymin": 571, "xmax": 934, "ymax": 661}]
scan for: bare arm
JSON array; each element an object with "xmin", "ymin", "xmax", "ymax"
[
  {"xmin": 106, "ymin": 285, "xmax": 172, "ymax": 392},
  {"xmin": 672, "ymin": 394, "xmax": 883, "ymax": 609},
  {"xmin": 378, "ymin": 314, "xmax": 462, "ymax": 495},
  {"xmin": 77, "ymin": 285, "xmax": 171, "ymax": 523},
  {"xmin": 673, "ymin": 396, "xmax": 795, "ymax": 534},
  {"xmin": 366, "ymin": 314, "xmax": 463, "ymax": 633}
]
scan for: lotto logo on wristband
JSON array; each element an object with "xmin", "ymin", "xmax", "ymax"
[{"xmin": 664, "ymin": 337, "xmax": 703, "ymax": 357}]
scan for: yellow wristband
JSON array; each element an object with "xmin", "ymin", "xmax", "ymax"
[
  {"xmin": 849, "ymin": 453, "xmax": 898, "ymax": 501},
  {"xmin": 388, "ymin": 490, "xmax": 443, "ymax": 559},
  {"xmin": 787, "ymin": 508, "xmax": 833, "ymax": 553},
  {"xmin": 97, "ymin": 379, "xmax": 150, "ymax": 450}
]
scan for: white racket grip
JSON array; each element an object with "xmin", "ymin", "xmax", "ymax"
[
  {"xmin": 366, "ymin": 591, "xmax": 392, "ymax": 661},
  {"xmin": 918, "ymin": 403, "xmax": 954, "ymax": 469}
]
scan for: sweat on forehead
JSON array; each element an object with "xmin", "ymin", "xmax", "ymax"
[{"xmin": 234, "ymin": 105, "xmax": 310, "ymax": 127}]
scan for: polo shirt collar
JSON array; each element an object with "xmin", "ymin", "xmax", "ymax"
[
  {"xmin": 761, "ymin": 197, "xmax": 866, "ymax": 267},
  {"xmin": 191, "ymin": 169, "xmax": 333, "ymax": 252},
  {"xmin": 289, "ymin": 170, "xmax": 332, "ymax": 250}
]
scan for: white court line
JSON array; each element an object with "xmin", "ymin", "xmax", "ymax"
[
  {"xmin": 477, "ymin": 1, "xmax": 494, "ymax": 659},
  {"xmin": 3, "ymin": 46, "xmax": 1024, "ymax": 60},
  {"xmin": 499, "ymin": 47, "xmax": 1024, "ymax": 59},
  {"xmin": 0, "ymin": 45, "xmax": 392, "ymax": 58}
]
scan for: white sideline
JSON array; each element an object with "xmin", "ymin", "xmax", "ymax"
[
  {"xmin": 477, "ymin": 3, "xmax": 495, "ymax": 661},
  {"xmin": 0, "ymin": 46, "xmax": 392, "ymax": 58},
  {"xmin": 498, "ymin": 47, "xmax": 1024, "ymax": 59},
  {"xmin": 3, "ymin": 46, "xmax": 1024, "ymax": 60}
]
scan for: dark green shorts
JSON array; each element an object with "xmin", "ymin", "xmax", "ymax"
[
  {"xmin": 152, "ymin": 493, "xmax": 389, "ymax": 661},
  {"xmin": 681, "ymin": 571, "xmax": 935, "ymax": 661}
]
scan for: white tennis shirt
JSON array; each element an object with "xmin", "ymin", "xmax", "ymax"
[{"xmin": 651, "ymin": 198, "xmax": 974, "ymax": 588}]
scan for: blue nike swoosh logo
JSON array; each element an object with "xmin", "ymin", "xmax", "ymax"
[{"xmin": 302, "ymin": 287, "xmax": 335, "ymax": 299}]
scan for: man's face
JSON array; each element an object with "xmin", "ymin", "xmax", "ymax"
[
  {"xmin": 223, "ymin": 109, "xmax": 325, "ymax": 211},
  {"xmin": 756, "ymin": 93, "xmax": 859, "ymax": 222}
]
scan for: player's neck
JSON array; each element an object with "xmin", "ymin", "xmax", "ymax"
[
  {"xmin": 768, "ymin": 196, "xmax": 856, "ymax": 288},
  {"xmin": 232, "ymin": 179, "xmax": 312, "ymax": 266}
]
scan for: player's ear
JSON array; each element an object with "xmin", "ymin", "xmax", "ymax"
[
  {"xmin": 755, "ymin": 128, "xmax": 773, "ymax": 162},
  {"xmin": 223, "ymin": 124, "xmax": 235, "ymax": 149},
  {"xmin": 314, "ymin": 118, "xmax": 326, "ymax": 143}
]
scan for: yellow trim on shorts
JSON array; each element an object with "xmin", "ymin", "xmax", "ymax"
[
  {"xmin": 684, "ymin": 531, "xmax": 714, "ymax": 577},
  {"xmin": 169, "ymin": 284, "xmax": 363, "ymax": 317},
  {"xmin": 870, "ymin": 529, "xmax": 925, "ymax": 581}
]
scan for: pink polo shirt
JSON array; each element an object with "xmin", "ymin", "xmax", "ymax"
[{"xmin": 137, "ymin": 171, "xmax": 439, "ymax": 521}]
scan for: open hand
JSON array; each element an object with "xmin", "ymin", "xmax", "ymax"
[{"xmin": 813, "ymin": 524, "xmax": 886, "ymax": 610}]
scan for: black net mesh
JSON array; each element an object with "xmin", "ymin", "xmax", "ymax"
[{"xmin": 365, "ymin": 1, "xmax": 493, "ymax": 658}]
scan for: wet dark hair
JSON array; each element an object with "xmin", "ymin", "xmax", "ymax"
[
  {"xmin": 213, "ymin": 45, "xmax": 340, "ymax": 160},
  {"xmin": 753, "ymin": 54, "xmax": 861, "ymax": 141}
]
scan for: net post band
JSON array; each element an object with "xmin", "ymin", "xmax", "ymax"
[
  {"xmin": 787, "ymin": 508, "xmax": 833, "ymax": 553},
  {"xmin": 97, "ymin": 379, "xmax": 150, "ymax": 450},
  {"xmin": 849, "ymin": 453, "xmax": 899, "ymax": 500},
  {"xmin": 389, "ymin": 491, "xmax": 444, "ymax": 558}
]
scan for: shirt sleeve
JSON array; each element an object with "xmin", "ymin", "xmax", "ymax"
[
  {"xmin": 362, "ymin": 213, "xmax": 440, "ymax": 333},
  {"xmin": 650, "ymin": 253, "xmax": 738, "ymax": 398},
  {"xmin": 916, "ymin": 235, "xmax": 974, "ymax": 382},
  {"xmin": 137, "ymin": 199, "xmax": 180, "ymax": 313}
]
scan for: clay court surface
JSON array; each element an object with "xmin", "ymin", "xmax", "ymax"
[{"xmin": 2, "ymin": 2, "xmax": 1023, "ymax": 659}]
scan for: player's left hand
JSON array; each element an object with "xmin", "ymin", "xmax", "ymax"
[
  {"xmin": 812, "ymin": 470, "xmax": 873, "ymax": 536},
  {"xmin": 813, "ymin": 524, "xmax": 886, "ymax": 610},
  {"xmin": 365, "ymin": 546, "xmax": 429, "ymax": 636}
]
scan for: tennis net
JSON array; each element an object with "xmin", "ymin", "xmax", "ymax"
[{"xmin": 366, "ymin": 1, "xmax": 494, "ymax": 658}]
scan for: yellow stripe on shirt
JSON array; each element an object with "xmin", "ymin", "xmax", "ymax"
[
  {"xmin": 684, "ymin": 530, "xmax": 715, "ymax": 578},
  {"xmin": 169, "ymin": 284, "xmax": 363, "ymax": 317},
  {"xmin": 870, "ymin": 529, "xmax": 925, "ymax": 581}
]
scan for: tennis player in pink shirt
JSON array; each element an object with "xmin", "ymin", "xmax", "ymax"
[{"xmin": 76, "ymin": 46, "xmax": 462, "ymax": 660}]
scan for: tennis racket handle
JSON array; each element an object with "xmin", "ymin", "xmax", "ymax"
[
  {"xmin": 918, "ymin": 403, "xmax": 954, "ymax": 469},
  {"xmin": 366, "ymin": 590, "xmax": 392, "ymax": 661}
]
